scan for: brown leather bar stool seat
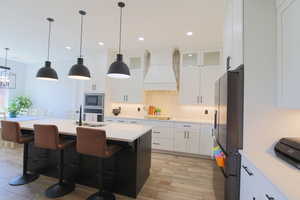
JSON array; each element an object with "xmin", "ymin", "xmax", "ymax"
[
  {"xmin": 1, "ymin": 121, "xmax": 39, "ymax": 186},
  {"xmin": 76, "ymin": 127, "xmax": 122, "ymax": 200},
  {"xmin": 34, "ymin": 124, "xmax": 75, "ymax": 198}
]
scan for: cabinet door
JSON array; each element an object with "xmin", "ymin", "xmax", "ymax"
[
  {"xmin": 186, "ymin": 131, "xmax": 200, "ymax": 154},
  {"xmin": 223, "ymin": 0, "xmax": 244, "ymax": 70},
  {"xmin": 109, "ymin": 78, "xmax": 126, "ymax": 103},
  {"xmin": 232, "ymin": 0, "xmax": 244, "ymax": 68},
  {"xmin": 174, "ymin": 130, "xmax": 187, "ymax": 153},
  {"xmin": 179, "ymin": 66, "xmax": 201, "ymax": 105},
  {"xmin": 223, "ymin": 0, "xmax": 234, "ymax": 66},
  {"xmin": 199, "ymin": 125, "xmax": 214, "ymax": 157},
  {"xmin": 240, "ymin": 164, "xmax": 257, "ymax": 200},
  {"xmin": 200, "ymin": 66, "xmax": 225, "ymax": 106},
  {"xmin": 126, "ymin": 69, "xmax": 143, "ymax": 103},
  {"xmin": 277, "ymin": 0, "xmax": 300, "ymax": 108}
]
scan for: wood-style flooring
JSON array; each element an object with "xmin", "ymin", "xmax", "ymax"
[{"xmin": 0, "ymin": 147, "xmax": 222, "ymax": 200}]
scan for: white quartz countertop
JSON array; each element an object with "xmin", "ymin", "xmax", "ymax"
[
  {"xmin": 240, "ymin": 150, "xmax": 300, "ymax": 200},
  {"xmin": 106, "ymin": 115, "xmax": 213, "ymax": 124},
  {"xmin": 17, "ymin": 119, "xmax": 152, "ymax": 143}
]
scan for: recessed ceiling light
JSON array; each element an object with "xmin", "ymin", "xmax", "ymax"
[
  {"xmin": 186, "ymin": 32, "xmax": 193, "ymax": 36},
  {"xmin": 98, "ymin": 42, "xmax": 104, "ymax": 46},
  {"xmin": 138, "ymin": 37, "xmax": 144, "ymax": 41},
  {"xmin": 65, "ymin": 46, "xmax": 72, "ymax": 50},
  {"xmin": 188, "ymin": 54, "xmax": 193, "ymax": 57}
]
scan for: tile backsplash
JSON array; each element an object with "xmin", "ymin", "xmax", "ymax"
[{"xmin": 106, "ymin": 91, "xmax": 214, "ymax": 121}]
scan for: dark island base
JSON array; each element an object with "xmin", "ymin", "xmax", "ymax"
[{"xmin": 23, "ymin": 130, "xmax": 152, "ymax": 198}]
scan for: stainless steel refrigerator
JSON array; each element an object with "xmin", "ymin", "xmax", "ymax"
[{"xmin": 213, "ymin": 65, "xmax": 244, "ymax": 200}]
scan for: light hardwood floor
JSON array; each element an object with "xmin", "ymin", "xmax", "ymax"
[{"xmin": 0, "ymin": 147, "xmax": 222, "ymax": 200}]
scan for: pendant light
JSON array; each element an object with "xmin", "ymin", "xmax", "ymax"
[
  {"xmin": 68, "ymin": 10, "xmax": 91, "ymax": 80},
  {"xmin": 36, "ymin": 18, "xmax": 58, "ymax": 81},
  {"xmin": 0, "ymin": 48, "xmax": 16, "ymax": 89},
  {"xmin": 107, "ymin": 2, "xmax": 130, "ymax": 79}
]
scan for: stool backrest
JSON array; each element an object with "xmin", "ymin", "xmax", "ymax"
[
  {"xmin": 34, "ymin": 124, "xmax": 59, "ymax": 150},
  {"xmin": 1, "ymin": 120, "xmax": 21, "ymax": 143},
  {"xmin": 76, "ymin": 127, "xmax": 107, "ymax": 158}
]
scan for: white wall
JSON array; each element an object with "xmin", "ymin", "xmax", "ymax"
[
  {"xmin": 243, "ymin": 0, "xmax": 300, "ymax": 155},
  {"xmin": 23, "ymin": 50, "xmax": 108, "ymax": 118}
]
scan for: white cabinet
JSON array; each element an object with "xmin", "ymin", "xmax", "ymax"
[
  {"xmin": 179, "ymin": 66, "xmax": 201, "ymax": 105},
  {"xmin": 199, "ymin": 124, "xmax": 214, "ymax": 157},
  {"xmin": 180, "ymin": 65, "xmax": 224, "ymax": 106},
  {"xmin": 240, "ymin": 154, "xmax": 288, "ymax": 200},
  {"xmin": 145, "ymin": 121, "xmax": 174, "ymax": 151},
  {"xmin": 277, "ymin": 0, "xmax": 300, "ymax": 108},
  {"xmin": 200, "ymin": 66, "xmax": 225, "ymax": 106},
  {"xmin": 223, "ymin": 0, "xmax": 244, "ymax": 70},
  {"xmin": 108, "ymin": 54, "xmax": 144, "ymax": 104},
  {"xmin": 174, "ymin": 123, "xmax": 201, "ymax": 154}
]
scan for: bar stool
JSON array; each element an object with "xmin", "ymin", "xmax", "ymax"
[
  {"xmin": 34, "ymin": 124, "xmax": 75, "ymax": 198},
  {"xmin": 1, "ymin": 120, "xmax": 39, "ymax": 185},
  {"xmin": 76, "ymin": 127, "xmax": 122, "ymax": 200}
]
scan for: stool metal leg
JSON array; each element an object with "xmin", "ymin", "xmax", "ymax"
[
  {"xmin": 45, "ymin": 149, "xmax": 75, "ymax": 198},
  {"xmin": 9, "ymin": 143, "xmax": 39, "ymax": 186},
  {"xmin": 87, "ymin": 158, "xmax": 116, "ymax": 200}
]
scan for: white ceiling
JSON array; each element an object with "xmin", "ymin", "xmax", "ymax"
[{"xmin": 0, "ymin": 0, "xmax": 224, "ymax": 64}]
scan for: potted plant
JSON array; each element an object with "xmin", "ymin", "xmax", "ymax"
[{"xmin": 7, "ymin": 96, "xmax": 32, "ymax": 118}]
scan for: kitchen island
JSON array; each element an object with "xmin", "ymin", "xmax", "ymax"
[{"xmin": 17, "ymin": 119, "xmax": 152, "ymax": 198}]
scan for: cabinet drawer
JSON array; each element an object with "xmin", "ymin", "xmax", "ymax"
[
  {"xmin": 152, "ymin": 126, "xmax": 174, "ymax": 139},
  {"xmin": 116, "ymin": 119, "xmax": 127, "ymax": 123},
  {"xmin": 152, "ymin": 138, "xmax": 173, "ymax": 151},
  {"xmin": 174, "ymin": 122, "xmax": 201, "ymax": 130},
  {"xmin": 127, "ymin": 119, "xmax": 141, "ymax": 124},
  {"xmin": 144, "ymin": 120, "xmax": 174, "ymax": 127},
  {"xmin": 241, "ymin": 155, "xmax": 288, "ymax": 200}
]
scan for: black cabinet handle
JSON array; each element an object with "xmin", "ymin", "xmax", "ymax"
[
  {"xmin": 265, "ymin": 194, "xmax": 275, "ymax": 200},
  {"xmin": 153, "ymin": 131, "xmax": 160, "ymax": 134},
  {"xmin": 242, "ymin": 165, "xmax": 253, "ymax": 176},
  {"xmin": 153, "ymin": 142, "xmax": 160, "ymax": 145}
]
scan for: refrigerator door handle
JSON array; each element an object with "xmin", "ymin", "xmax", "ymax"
[{"xmin": 214, "ymin": 110, "xmax": 217, "ymax": 129}]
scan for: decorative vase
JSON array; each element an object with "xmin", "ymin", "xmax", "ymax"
[{"xmin": 9, "ymin": 112, "xmax": 17, "ymax": 118}]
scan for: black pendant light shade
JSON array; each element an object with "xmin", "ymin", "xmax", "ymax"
[
  {"xmin": 36, "ymin": 61, "xmax": 58, "ymax": 81},
  {"xmin": 107, "ymin": 54, "xmax": 130, "ymax": 79},
  {"xmin": 68, "ymin": 58, "xmax": 90, "ymax": 80},
  {"xmin": 107, "ymin": 2, "xmax": 130, "ymax": 79},
  {"xmin": 36, "ymin": 18, "xmax": 58, "ymax": 81},
  {"xmin": 68, "ymin": 10, "xmax": 91, "ymax": 80}
]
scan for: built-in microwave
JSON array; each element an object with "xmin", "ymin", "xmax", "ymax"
[{"xmin": 84, "ymin": 93, "xmax": 104, "ymax": 109}]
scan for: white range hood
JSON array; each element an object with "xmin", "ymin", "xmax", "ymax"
[{"xmin": 144, "ymin": 49, "xmax": 178, "ymax": 91}]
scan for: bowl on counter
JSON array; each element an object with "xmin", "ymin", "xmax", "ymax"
[{"xmin": 112, "ymin": 107, "xmax": 121, "ymax": 116}]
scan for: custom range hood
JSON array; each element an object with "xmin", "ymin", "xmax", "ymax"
[{"xmin": 144, "ymin": 49, "xmax": 180, "ymax": 91}]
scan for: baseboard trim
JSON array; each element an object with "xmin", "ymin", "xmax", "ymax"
[{"xmin": 152, "ymin": 149, "xmax": 213, "ymax": 160}]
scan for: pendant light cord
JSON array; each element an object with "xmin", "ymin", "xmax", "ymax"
[
  {"xmin": 4, "ymin": 48, "xmax": 8, "ymax": 67},
  {"xmin": 118, "ymin": 5, "xmax": 123, "ymax": 54},
  {"xmin": 46, "ymin": 18, "xmax": 54, "ymax": 61},
  {"xmin": 79, "ymin": 13, "xmax": 84, "ymax": 58}
]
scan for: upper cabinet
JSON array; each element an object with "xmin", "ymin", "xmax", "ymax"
[
  {"xmin": 277, "ymin": 0, "xmax": 300, "ymax": 108},
  {"xmin": 223, "ymin": 0, "xmax": 244, "ymax": 70},
  {"xmin": 108, "ymin": 52, "xmax": 144, "ymax": 104},
  {"xmin": 179, "ymin": 50, "xmax": 225, "ymax": 106}
]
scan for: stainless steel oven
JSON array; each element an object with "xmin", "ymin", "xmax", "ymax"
[{"xmin": 84, "ymin": 93, "xmax": 105, "ymax": 122}]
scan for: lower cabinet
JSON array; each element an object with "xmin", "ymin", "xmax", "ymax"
[
  {"xmin": 199, "ymin": 124, "xmax": 214, "ymax": 157},
  {"xmin": 174, "ymin": 129, "xmax": 200, "ymax": 154},
  {"xmin": 240, "ymin": 154, "xmax": 288, "ymax": 200},
  {"xmin": 105, "ymin": 117, "xmax": 214, "ymax": 156}
]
